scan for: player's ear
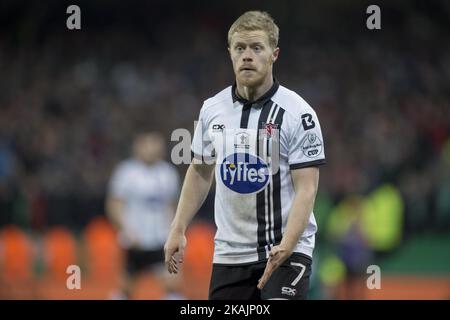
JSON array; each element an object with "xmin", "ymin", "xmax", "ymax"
[{"xmin": 272, "ymin": 47, "xmax": 280, "ymax": 63}]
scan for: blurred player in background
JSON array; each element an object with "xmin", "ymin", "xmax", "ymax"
[
  {"xmin": 106, "ymin": 132, "xmax": 181, "ymax": 299},
  {"xmin": 165, "ymin": 11, "xmax": 326, "ymax": 300}
]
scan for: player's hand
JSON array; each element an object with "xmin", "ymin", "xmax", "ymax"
[
  {"xmin": 257, "ymin": 245, "xmax": 292, "ymax": 290},
  {"xmin": 164, "ymin": 228, "xmax": 187, "ymax": 274}
]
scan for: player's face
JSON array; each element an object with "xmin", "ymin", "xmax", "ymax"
[
  {"xmin": 229, "ymin": 30, "xmax": 279, "ymax": 88},
  {"xmin": 133, "ymin": 135, "xmax": 164, "ymax": 164}
]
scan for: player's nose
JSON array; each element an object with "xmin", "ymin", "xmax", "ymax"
[{"xmin": 241, "ymin": 47, "xmax": 254, "ymax": 62}]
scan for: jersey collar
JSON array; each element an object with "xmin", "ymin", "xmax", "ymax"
[{"xmin": 232, "ymin": 78, "xmax": 279, "ymax": 107}]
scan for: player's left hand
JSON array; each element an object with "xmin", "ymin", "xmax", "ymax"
[{"xmin": 257, "ymin": 245, "xmax": 292, "ymax": 290}]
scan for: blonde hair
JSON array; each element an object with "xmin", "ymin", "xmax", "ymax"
[{"xmin": 228, "ymin": 11, "xmax": 279, "ymax": 49}]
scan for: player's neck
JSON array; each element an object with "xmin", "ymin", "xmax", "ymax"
[
  {"xmin": 136, "ymin": 157, "xmax": 158, "ymax": 166},
  {"xmin": 236, "ymin": 75, "xmax": 273, "ymax": 102}
]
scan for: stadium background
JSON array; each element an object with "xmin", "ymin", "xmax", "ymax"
[{"xmin": 0, "ymin": 0, "xmax": 449, "ymax": 299}]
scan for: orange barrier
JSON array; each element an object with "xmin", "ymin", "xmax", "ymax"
[
  {"xmin": 131, "ymin": 272, "xmax": 166, "ymax": 300},
  {"xmin": 42, "ymin": 226, "xmax": 78, "ymax": 280},
  {"xmin": 33, "ymin": 219, "xmax": 123, "ymax": 300},
  {"xmin": 83, "ymin": 217, "xmax": 123, "ymax": 282},
  {"xmin": 37, "ymin": 226, "xmax": 78, "ymax": 299},
  {"xmin": 0, "ymin": 219, "xmax": 216, "ymax": 299},
  {"xmin": 0, "ymin": 225, "xmax": 35, "ymax": 299},
  {"xmin": 81, "ymin": 217, "xmax": 123, "ymax": 299},
  {"xmin": 0, "ymin": 225, "xmax": 34, "ymax": 280},
  {"xmin": 181, "ymin": 221, "xmax": 215, "ymax": 299}
]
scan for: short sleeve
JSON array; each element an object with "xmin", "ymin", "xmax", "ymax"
[
  {"xmin": 288, "ymin": 110, "xmax": 326, "ymax": 170},
  {"xmin": 108, "ymin": 164, "xmax": 129, "ymax": 198},
  {"xmin": 191, "ymin": 106, "xmax": 215, "ymax": 163}
]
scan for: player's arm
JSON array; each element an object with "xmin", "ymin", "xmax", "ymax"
[
  {"xmin": 258, "ymin": 166, "xmax": 320, "ymax": 289},
  {"xmin": 106, "ymin": 196, "xmax": 124, "ymax": 229},
  {"xmin": 279, "ymin": 166, "xmax": 319, "ymax": 253},
  {"xmin": 164, "ymin": 162, "xmax": 215, "ymax": 274}
]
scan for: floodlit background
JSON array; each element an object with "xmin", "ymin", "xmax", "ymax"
[{"xmin": 0, "ymin": 0, "xmax": 449, "ymax": 299}]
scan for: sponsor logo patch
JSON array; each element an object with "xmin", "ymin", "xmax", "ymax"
[
  {"xmin": 281, "ymin": 287, "xmax": 297, "ymax": 296},
  {"xmin": 212, "ymin": 124, "xmax": 225, "ymax": 132},
  {"xmin": 220, "ymin": 153, "xmax": 269, "ymax": 194}
]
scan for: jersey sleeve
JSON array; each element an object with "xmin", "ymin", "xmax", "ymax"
[
  {"xmin": 288, "ymin": 109, "xmax": 326, "ymax": 170},
  {"xmin": 108, "ymin": 164, "xmax": 128, "ymax": 198},
  {"xmin": 191, "ymin": 105, "xmax": 215, "ymax": 163}
]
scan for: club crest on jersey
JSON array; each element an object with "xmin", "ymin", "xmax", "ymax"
[
  {"xmin": 220, "ymin": 153, "xmax": 270, "ymax": 194},
  {"xmin": 262, "ymin": 122, "xmax": 279, "ymax": 138}
]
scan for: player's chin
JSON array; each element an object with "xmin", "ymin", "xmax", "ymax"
[{"xmin": 237, "ymin": 75, "xmax": 262, "ymax": 87}]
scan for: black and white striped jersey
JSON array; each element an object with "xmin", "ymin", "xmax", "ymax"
[
  {"xmin": 108, "ymin": 159, "xmax": 179, "ymax": 250},
  {"xmin": 192, "ymin": 80, "xmax": 326, "ymax": 264}
]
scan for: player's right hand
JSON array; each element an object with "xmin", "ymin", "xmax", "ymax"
[{"xmin": 164, "ymin": 228, "xmax": 187, "ymax": 274}]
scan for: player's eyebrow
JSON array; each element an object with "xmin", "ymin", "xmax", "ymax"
[
  {"xmin": 233, "ymin": 41, "xmax": 265, "ymax": 48},
  {"xmin": 250, "ymin": 42, "xmax": 265, "ymax": 47}
]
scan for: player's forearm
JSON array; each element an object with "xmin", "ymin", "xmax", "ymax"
[
  {"xmin": 106, "ymin": 197, "xmax": 124, "ymax": 228},
  {"xmin": 280, "ymin": 169, "xmax": 319, "ymax": 252},
  {"xmin": 170, "ymin": 163, "xmax": 214, "ymax": 232}
]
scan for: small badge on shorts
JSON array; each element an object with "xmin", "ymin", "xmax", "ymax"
[{"xmin": 281, "ymin": 287, "xmax": 297, "ymax": 296}]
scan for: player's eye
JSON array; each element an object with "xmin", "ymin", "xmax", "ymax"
[{"xmin": 235, "ymin": 46, "xmax": 244, "ymax": 53}]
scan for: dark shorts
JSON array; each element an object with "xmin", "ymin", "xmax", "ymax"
[
  {"xmin": 125, "ymin": 248, "xmax": 165, "ymax": 275},
  {"xmin": 209, "ymin": 252, "xmax": 312, "ymax": 300}
]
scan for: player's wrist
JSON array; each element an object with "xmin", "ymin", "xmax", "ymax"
[
  {"xmin": 279, "ymin": 237, "xmax": 297, "ymax": 254},
  {"xmin": 170, "ymin": 220, "xmax": 187, "ymax": 233}
]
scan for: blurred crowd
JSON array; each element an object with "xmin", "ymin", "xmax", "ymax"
[
  {"xmin": 1, "ymin": 1, "xmax": 449, "ymax": 229},
  {"xmin": 0, "ymin": 0, "xmax": 449, "ymax": 298}
]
